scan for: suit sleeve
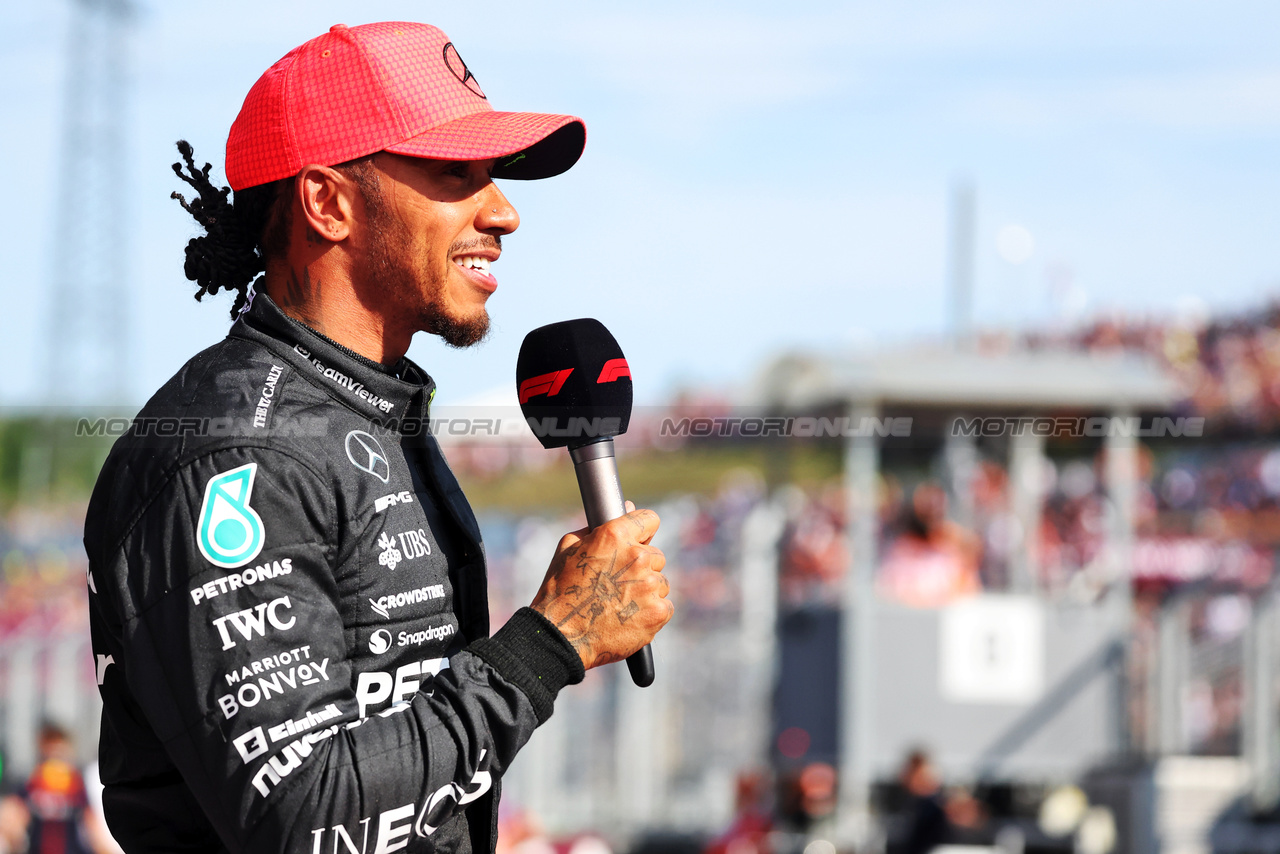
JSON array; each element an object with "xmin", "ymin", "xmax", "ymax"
[{"xmin": 92, "ymin": 444, "xmax": 583, "ymax": 853}]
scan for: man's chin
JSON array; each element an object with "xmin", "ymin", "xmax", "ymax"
[{"xmin": 428, "ymin": 309, "xmax": 490, "ymax": 349}]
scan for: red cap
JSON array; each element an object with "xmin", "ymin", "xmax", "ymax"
[{"xmin": 225, "ymin": 22, "xmax": 586, "ymax": 191}]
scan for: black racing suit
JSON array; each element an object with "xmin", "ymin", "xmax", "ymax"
[{"xmin": 85, "ymin": 293, "xmax": 584, "ymax": 854}]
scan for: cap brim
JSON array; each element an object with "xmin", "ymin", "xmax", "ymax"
[{"xmin": 384, "ymin": 111, "xmax": 585, "ymax": 180}]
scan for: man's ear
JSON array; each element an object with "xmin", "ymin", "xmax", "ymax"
[{"xmin": 296, "ymin": 164, "xmax": 357, "ymax": 243}]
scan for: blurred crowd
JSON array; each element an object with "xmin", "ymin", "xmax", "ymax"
[
  {"xmin": 778, "ymin": 298, "xmax": 1280, "ymax": 609},
  {"xmin": 870, "ymin": 443, "xmax": 1275, "ymax": 610},
  {"xmin": 1022, "ymin": 301, "xmax": 1280, "ymax": 431},
  {"xmin": 0, "ymin": 505, "xmax": 90, "ymax": 642}
]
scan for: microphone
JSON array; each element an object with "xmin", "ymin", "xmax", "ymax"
[{"xmin": 516, "ymin": 318, "xmax": 655, "ymax": 688}]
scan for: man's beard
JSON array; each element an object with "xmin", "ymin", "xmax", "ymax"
[
  {"xmin": 362, "ymin": 202, "xmax": 491, "ymax": 349},
  {"xmin": 422, "ymin": 286, "xmax": 491, "ymax": 349}
]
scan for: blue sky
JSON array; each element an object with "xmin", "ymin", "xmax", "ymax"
[{"xmin": 3, "ymin": 1, "xmax": 1280, "ymax": 408}]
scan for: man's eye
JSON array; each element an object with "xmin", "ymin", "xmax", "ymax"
[{"xmin": 446, "ymin": 163, "xmax": 469, "ymax": 179}]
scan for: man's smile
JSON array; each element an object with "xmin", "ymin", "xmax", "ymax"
[{"xmin": 450, "ymin": 243, "xmax": 501, "ymax": 293}]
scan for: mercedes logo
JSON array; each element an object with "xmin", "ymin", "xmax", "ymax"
[
  {"xmin": 442, "ymin": 42, "xmax": 486, "ymax": 100},
  {"xmin": 345, "ymin": 430, "xmax": 391, "ymax": 483}
]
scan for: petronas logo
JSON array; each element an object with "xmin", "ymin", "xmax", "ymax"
[{"xmin": 197, "ymin": 463, "xmax": 265, "ymax": 568}]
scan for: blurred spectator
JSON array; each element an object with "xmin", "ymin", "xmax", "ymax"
[
  {"xmin": 878, "ymin": 485, "xmax": 981, "ymax": 608},
  {"xmin": 496, "ymin": 802, "xmax": 555, "ymax": 854},
  {"xmin": 893, "ymin": 750, "xmax": 949, "ymax": 854},
  {"xmin": 777, "ymin": 763, "xmax": 837, "ymax": 838},
  {"xmin": 1, "ymin": 722, "xmax": 101, "ymax": 854},
  {"xmin": 704, "ymin": 770, "xmax": 773, "ymax": 854},
  {"xmin": 779, "ymin": 485, "xmax": 848, "ymax": 606}
]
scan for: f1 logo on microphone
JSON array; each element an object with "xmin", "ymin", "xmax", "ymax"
[
  {"xmin": 518, "ymin": 369, "xmax": 573, "ymax": 404},
  {"xmin": 597, "ymin": 359, "xmax": 630, "ymax": 383}
]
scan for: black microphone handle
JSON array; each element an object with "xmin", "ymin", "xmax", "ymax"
[{"xmin": 568, "ymin": 439, "xmax": 656, "ymax": 688}]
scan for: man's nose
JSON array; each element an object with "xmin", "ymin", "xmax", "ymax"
[{"xmin": 476, "ymin": 183, "xmax": 519, "ymax": 235}]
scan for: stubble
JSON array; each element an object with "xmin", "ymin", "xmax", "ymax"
[{"xmin": 360, "ymin": 182, "xmax": 492, "ymax": 349}]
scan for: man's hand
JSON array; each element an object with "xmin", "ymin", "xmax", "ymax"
[{"xmin": 530, "ymin": 507, "xmax": 673, "ymax": 670}]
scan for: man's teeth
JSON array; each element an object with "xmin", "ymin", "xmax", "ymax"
[{"xmin": 454, "ymin": 256, "xmax": 490, "ymax": 274}]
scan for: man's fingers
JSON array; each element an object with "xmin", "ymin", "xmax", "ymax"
[
  {"xmin": 618, "ymin": 507, "xmax": 660, "ymax": 545},
  {"xmin": 643, "ymin": 556, "xmax": 670, "ymax": 596},
  {"xmin": 624, "ymin": 500, "xmax": 636, "ymax": 513}
]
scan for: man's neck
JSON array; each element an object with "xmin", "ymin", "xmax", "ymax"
[{"xmin": 264, "ymin": 266, "xmax": 410, "ymax": 365}]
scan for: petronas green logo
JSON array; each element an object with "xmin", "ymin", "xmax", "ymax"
[{"xmin": 197, "ymin": 463, "xmax": 265, "ymax": 568}]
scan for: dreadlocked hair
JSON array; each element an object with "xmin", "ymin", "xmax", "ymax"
[
  {"xmin": 170, "ymin": 141, "xmax": 382, "ymax": 320},
  {"xmin": 170, "ymin": 140, "xmax": 289, "ymax": 320}
]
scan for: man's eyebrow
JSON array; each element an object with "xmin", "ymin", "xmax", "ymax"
[{"xmin": 444, "ymin": 160, "xmax": 489, "ymax": 174}]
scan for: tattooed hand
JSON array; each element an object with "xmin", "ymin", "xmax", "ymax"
[{"xmin": 530, "ymin": 507, "xmax": 673, "ymax": 670}]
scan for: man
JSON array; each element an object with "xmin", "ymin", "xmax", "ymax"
[
  {"xmin": 2, "ymin": 724, "xmax": 94, "ymax": 854},
  {"xmin": 85, "ymin": 21, "xmax": 672, "ymax": 854},
  {"xmin": 893, "ymin": 750, "xmax": 949, "ymax": 854}
]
